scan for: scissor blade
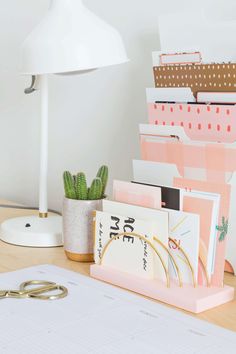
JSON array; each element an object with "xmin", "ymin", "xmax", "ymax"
[{"xmin": 0, "ymin": 290, "xmax": 23, "ymax": 299}]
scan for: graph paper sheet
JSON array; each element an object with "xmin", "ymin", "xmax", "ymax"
[{"xmin": 0, "ymin": 264, "xmax": 235, "ymax": 354}]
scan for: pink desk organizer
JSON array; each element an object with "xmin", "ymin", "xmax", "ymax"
[
  {"xmin": 90, "ymin": 264, "xmax": 234, "ymax": 314},
  {"xmin": 140, "ymin": 134, "xmax": 236, "ymax": 286},
  {"xmin": 148, "ymin": 102, "xmax": 236, "ymax": 143}
]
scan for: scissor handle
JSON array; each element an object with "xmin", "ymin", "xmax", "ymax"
[{"xmin": 19, "ymin": 280, "xmax": 68, "ymax": 300}]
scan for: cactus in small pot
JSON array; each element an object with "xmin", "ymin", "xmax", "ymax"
[
  {"xmin": 63, "ymin": 165, "xmax": 108, "ymax": 201},
  {"xmin": 62, "ymin": 165, "xmax": 109, "ymax": 263}
]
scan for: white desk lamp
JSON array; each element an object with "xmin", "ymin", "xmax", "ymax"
[{"xmin": 0, "ymin": 0, "xmax": 128, "ymax": 247}]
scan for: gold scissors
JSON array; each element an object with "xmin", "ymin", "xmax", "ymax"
[{"xmin": 0, "ymin": 280, "xmax": 68, "ymax": 300}]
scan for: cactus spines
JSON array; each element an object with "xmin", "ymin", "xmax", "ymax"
[
  {"xmin": 88, "ymin": 178, "xmax": 103, "ymax": 200},
  {"xmin": 97, "ymin": 165, "xmax": 108, "ymax": 197},
  {"xmin": 63, "ymin": 165, "xmax": 108, "ymax": 200},
  {"xmin": 63, "ymin": 171, "xmax": 77, "ymax": 199},
  {"xmin": 75, "ymin": 172, "xmax": 88, "ymax": 200}
]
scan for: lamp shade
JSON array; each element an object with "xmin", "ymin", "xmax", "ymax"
[{"xmin": 21, "ymin": 0, "xmax": 128, "ymax": 75}]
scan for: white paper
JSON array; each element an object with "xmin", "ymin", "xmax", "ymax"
[
  {"xmin": 152, "ymin": 50, "xmax": 201, "ymax": 66},
  {"xmin": 133, "ymin": 159, "xmax": 181, "ymax": 187},
  {"xmin": 102, "ymin": 200, "xmax": 169, "ymax": 281},
  {"xmin": 197, "ymin": 91, "xmax": 236, "ymax": 104},
  {"xmin": 160, "ymin": 52, "xmax": 202, "ymax": 65},
  {"xmin": 139, "ymin": 123, "xmax": 191, "ymax": 141},
  {"xmin": 94, "ymin": 210, "xmax": 155, "ymax": 279},
  {"xmin": 167, "ymin": 208, "xmax": 200, "ymax": 284},
  {"xmin": 0, "ymin": 265, "xmax": 235, "ymax": 354},
  {"xmin": 146, "ymin": 87, "xmax": 195, "ymax": 103},
  {"xmin": 158, "ymin": 11, "xmax": 236, "ymax": 63}
]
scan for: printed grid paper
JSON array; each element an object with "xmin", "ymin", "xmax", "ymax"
[{"xmin": 0, "ymin": 265, "xmax": 235, "ymax": 354}]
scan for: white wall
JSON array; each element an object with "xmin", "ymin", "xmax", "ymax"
[{"xmin": 0, "ymin": 0, "xmax": 234, "ymax": 211}]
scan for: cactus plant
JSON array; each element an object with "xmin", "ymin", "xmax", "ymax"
[
  {"xmin": 63, "ymin": 171, "xmax": 77, "ymax": 199},
  {"xmin": 96, "ymin": 165, "xmax": 108, "ymax": 197},
  {"xmin": 63, "ymin": 165, "xmax": 108, "ymax": 200},
  {"xmin": 88, "ymin": 178, "xmax": 103, "ymax": 200},
  {"xmin": 75, "ymin": 172, "xmax": 88, "ymax": 200}
]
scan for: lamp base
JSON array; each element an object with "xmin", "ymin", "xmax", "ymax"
[{"xmin": 0, "ymin": 215, "xmax": 63, "ymax": 247}]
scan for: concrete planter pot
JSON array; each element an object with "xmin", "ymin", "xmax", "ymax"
[{"xmin": 63, "ymin": 197, "xmax": 103, "ymax": 262}]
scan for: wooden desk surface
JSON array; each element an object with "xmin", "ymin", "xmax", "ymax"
[{"xmin": 0, "ymin": 200, "xmax": 236, "ymax": 332}]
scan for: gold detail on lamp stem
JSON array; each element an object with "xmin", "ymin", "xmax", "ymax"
[{"xmin": 39, "ymin": 212, "xmax": 48, "ymax": 218}]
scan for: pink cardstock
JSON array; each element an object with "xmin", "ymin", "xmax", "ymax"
[
  {"xmin": 113, "ymin": 180, "xmax": 162, "ymax": 209},
  {"xmin": 182, "ymin": 196, "xmax": 214, "ymax": 285},
  {"xmin": 174, "ymin": 178, "xmax": 231, "ymax": 287},
  {"xmin": 147, "ymin": 102, "xmax": 236, "ymax": 143}
]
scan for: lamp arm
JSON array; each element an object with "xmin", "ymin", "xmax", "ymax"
[{"xmin": 24, "ymin": 75, "xmax": 41, "ymax": 94}]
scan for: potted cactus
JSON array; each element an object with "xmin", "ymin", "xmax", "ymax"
[{"xmin": 63, "ymin": 165, "xmax": 108, "ymax": 262}]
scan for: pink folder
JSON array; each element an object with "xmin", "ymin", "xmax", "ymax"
[
  {"xmin": 175, "ymin": 178, "xmax": 231, "ymax": 287},
  {"xmin": 140, "ymin": 136, "xmax": 236, "ymax": 183},
  {"xmin": 182, "ymin": 195, "xmax": 214, "ymax": 285},
  {"xmin": 147, "ymin": 102, "xmax": 236, "ymax": 143}
]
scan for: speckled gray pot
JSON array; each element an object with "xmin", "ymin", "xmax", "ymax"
[{"xmin": 63, "ymin": 197, "xmax": 103, "ymax": 262}]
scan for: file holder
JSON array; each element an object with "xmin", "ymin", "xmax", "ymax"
[
  {"xmin": 139, "ymin": 126, "xmax": 236, "ymax": 285},
  {"xmin": 90, "ymin": 232, "xmax": 234, "ymax": 314},
  {"xmin": 143, "ymin": 103, "xmax": 236, "ymax": 273}
]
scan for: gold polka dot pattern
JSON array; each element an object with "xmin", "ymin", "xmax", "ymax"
[{"xmin": 153, "ymin": 63, "xmax": 236, "ymax": 97}]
